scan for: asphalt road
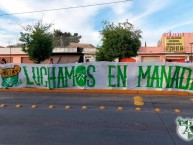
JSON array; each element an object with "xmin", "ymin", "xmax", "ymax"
[{"xmin": 0, "ymin": 92, "xmax": 193, "ymax": 145}]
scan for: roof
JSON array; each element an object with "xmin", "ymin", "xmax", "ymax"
[
  {"xmin": 138, "ymin": 47, "xmax": 163, "ymax": 53},
  {"xmin": 67, "ymin": 42, "xmax": 95, "ymax": 48},
  {"xmin": 0, "ymin": 47, "xmax": 26, "ymax": 54}
]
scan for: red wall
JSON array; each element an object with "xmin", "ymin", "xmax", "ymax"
[{"xmin": 119, "ymin": 58, "xmax": 136, "ymax": 62}]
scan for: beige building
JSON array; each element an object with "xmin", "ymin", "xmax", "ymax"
[{"xmin": 0, "ymin": 43, "xmax": 96, "ymax": 64}]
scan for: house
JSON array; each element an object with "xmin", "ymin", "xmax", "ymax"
[{"xmin": 0, "ymin": 42, "xmax": 97, "ymax": 64}]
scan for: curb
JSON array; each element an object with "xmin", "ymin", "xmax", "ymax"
[{"xmin": 0, "ymin": 88, "xmax": 193, "ymax": 96}]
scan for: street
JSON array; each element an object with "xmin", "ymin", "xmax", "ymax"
[{"xmin": 0, "ymin": 92, "xmax": 192, "ymax": 145}]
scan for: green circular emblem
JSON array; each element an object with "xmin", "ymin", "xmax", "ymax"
[{"xmin": 75, "ymin": 65, "xmax": 86, "ymax": 87}]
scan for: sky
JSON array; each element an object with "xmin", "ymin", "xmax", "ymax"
[{"xmin": 0, "ymin": 0, "xmax": 193, "ymax": 47}]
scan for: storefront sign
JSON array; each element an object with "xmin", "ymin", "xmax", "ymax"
[
  {"xmin": 0, "ymin": 62, "xmax": 193, "ymax": 92},
  {"xmin": 165, "ymin": 36, "xmax": 184, "ymax": 52}
]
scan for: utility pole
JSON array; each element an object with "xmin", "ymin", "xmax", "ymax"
[{"xmin": 9, "ymin": 41, "xmax": 11, "ymax": 63}]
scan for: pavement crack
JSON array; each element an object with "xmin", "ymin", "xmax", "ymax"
[
  {"xmin": 36, "ymin": 99, "xmax": 50, "ymax": 104},
  {"xmin": 152, "ymin": 103, "xmax": 177, "ymax": 145}
]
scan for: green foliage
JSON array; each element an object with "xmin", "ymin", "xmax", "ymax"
[
  {"xmin": 96, "ymin": 20, "xmax": 142, "ymax": 61},
  {"xmin": 53, "ymin": 29, "xmax": 81, "ymax": 47},
  {"xmin": 19, "ymin": 20, "xmax": 54, "ymax": 63}
]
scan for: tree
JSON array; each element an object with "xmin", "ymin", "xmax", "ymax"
[
  {"xmin": 19, "ymin": 20, "xmax": 54, "ymax": 63},
  {"xmin": 96, "ymin": 20, "xmax": 142, "ymax": 61},
  {"xmin": 53, "ymin": 29, "xmax": 81, "ymax": 47}
]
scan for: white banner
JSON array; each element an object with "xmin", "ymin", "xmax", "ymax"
[{"xmin": 0, "ymin": 62, "xmax": 193, "ymax": 92}]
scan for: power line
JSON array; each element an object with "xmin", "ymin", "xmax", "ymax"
[{"xmin": 0, "ymin": 0, "xmax": 132, "ymax": 17}]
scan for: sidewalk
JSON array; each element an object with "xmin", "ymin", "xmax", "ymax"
[{"xmin": 0, "ymin": 88, "xmax": 192, "ymax": 96}]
